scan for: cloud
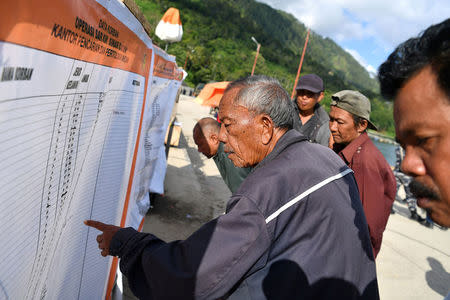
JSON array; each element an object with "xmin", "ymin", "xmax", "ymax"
[
  {"xmin": 258, "ymin": 0, "xmax": 450, "ymax": 50},
  {"xmin": 344, "ymin": 48, "xmax": 366, "ymax": 67},
  {"xmin": 345, "ymin": 48, "xmax": 376, "ymax": 76},
  {"xmin": 366, "ymin": 65, "xmax": 376, "ymax": 75}
]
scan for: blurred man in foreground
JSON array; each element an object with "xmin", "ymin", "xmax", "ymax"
[
  {"xmin": 329, "ymin": 90, "xmax": 396, "ymax": 258},
  {"xmin": 193, "ymin": 117, "xmax": 251, "ymax": 193},
  {"xmin": 393, "ymin": 145, "xmax": 433, "ymax": 227},
  {"xmin": 85, "ymin": 76, "xmax": 378, "ymax": 300},
  {"xmin": 378, "ymin": 18, "xmax": 450, "ymax": 228}
]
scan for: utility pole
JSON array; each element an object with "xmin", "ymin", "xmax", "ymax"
[
  {"xmin": 291, "ymin": 28, "xmax": 310, "ymax": 99},
  {"xmin": 251, "ymin": 36, "xmax": 261, "ymax": 76},
  {"xmin": 183, "ymin": 49, "xmax": 194, "ymax": 70}
]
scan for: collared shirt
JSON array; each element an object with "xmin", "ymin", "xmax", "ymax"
[
  {"xmin": 213, "ymin": 142, "xmax": 252, "ymax": 194},
  {"xmin": 335, "ymin": 132, "xmax": 396, "ymax": 258}
]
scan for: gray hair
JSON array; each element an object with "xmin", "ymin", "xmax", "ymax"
[{"xmin": 225, "ymin": 75, "xmax": 294, "ymax": 129}]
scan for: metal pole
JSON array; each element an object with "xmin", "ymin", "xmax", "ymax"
[{"xmin": 291, "ymin": 28, "xmax": 310, "ymax": 99}]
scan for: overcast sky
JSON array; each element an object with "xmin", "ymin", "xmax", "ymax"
[{"xmin": 257, "ymin": 0, "xmax": 450, "ymax": 75}]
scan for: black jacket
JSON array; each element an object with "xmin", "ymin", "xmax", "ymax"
[{"xmin": 110, "ymin": 130, "xmax": 378, "ymax": 300}]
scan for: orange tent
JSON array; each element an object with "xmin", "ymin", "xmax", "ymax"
[{"xmin": 195, "ymin": 81, "xmax": 230, "ymax": 107}]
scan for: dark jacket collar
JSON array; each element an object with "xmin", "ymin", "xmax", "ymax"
[
  {"xmin": 314, "ymin": 104, "xmax": 330, "ymax": 123},
  {"xmin": 292, "ymin": 101, "xmax": 329, "ymax": 126},
  {"xmin": 254, "ymin": 129, "xmax": 308, "ymax": 171}
]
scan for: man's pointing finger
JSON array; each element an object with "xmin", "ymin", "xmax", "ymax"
[{"xmin": 84, "ymin": 220, "xmax": 107, "ymax": 231}]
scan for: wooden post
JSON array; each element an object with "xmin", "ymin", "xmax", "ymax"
[
  {"xmin": 251, "ymin": 43, "xmax": 261, "ymax": 76},
  {"xmin": 291, "ymin": 28, "xmax": 310, "ymax": 99},
  {"xmin": 183, "ymin": 52, "xmax": 189, "ymax": 70}
]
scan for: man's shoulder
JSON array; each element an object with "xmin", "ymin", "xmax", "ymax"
[
  {"xmin": 251, "ymin": 141, "xmax": 345, "ymax": 185},
  {"xmin": 360, "ymin": 137, "xmax": 384, "ymax": 157},
  {"xmin": 357, "ymin": 137, "xmax": 392, "ymax": 170},
  {"xmin": 243, "ymin": 130, "xmax": 346, "ymax": 187},
  {"xmin": 235, "ymin": 140, "xmax": 353, "ymax": 215}
]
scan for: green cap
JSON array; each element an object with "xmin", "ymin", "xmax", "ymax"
[{"xmin": 330, "ymin": 90, "xmax": 378, "ymax": 131}]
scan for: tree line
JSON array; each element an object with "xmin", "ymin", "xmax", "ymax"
[{"xmin": 136, "ymin": 0, "xmax": 395, "ymax": 136}]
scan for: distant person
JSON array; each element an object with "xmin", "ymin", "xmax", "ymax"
[
  {"xmin": 393, "ymin": 145, "xmax": 432, "ymax": 227},
  {"xmin": 292, "ymin": 74, "xmax": 330, "ymax": 146},
  {"xmin": 86, "ymin": 76, "xmax": 378, "ymax": 300},
  {"xmin": 193, "ymin": 117, "xmax": 251, "ymax": 193},
  {"xmin": 378, "ymin": 18, "xmax": 450, "ymax": 229},
  {"xmin": 329, "ymin": 90, "xmax": 396, "ymax": 258}
]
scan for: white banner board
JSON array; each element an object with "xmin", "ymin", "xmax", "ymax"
[{"xmin": 0, "ymin": 0, "xmax": 183, "ymax": 299}]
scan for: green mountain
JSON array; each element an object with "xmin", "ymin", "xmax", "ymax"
[{"xmin": 135, "ymin": 0, "xmax": 394, "ymax": 135}]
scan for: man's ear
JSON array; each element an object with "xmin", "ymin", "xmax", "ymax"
[
  {"xmin": 317, "ymin": 92, "xmax": 324, "ymax": 103},
  {"xmin": 209, "ymin": 132, "xmax": 220, "ymax": 145},
  {"xmin": 357, "ymin": 119, "xmax": 368, "ymax": 133},
  {"xmin": 260, "ymin": 115, "xmax": 274, "ymax": 145}
]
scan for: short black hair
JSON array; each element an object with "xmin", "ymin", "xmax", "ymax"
[{"xmin": 378, "ymin": 18, "xmax": 450, "ymax": 100}]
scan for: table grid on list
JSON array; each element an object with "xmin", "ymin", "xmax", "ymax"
[{"xmin": 0, "ymin": 43, "xmax": 145, "ymax": 299}]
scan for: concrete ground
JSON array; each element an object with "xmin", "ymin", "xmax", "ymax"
[
  {"xmin": 123, "ymin": 95, "xmax": 450, "ymax": 299},
  {"xmin": 378, "ymin": 202, "xmax": 450, "ymax": 299}
]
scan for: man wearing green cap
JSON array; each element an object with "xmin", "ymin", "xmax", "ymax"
[{"xmin": 329, "ymin": 90, "xmax": 396, "ymax": 258}]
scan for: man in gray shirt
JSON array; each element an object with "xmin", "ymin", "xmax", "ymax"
[
  {"xmin": 292, "ymin": 74, "xmax": 330, "ymax": 146},
  {"xmin": 193, "ymin": 117, "xmax": 251, "ymax": 193}
]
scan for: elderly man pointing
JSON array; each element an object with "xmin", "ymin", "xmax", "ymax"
[{"xmin": 86, "ymin": 76, "xmax": 378, "ymax": 300}]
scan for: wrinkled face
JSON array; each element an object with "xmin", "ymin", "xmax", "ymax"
[
  {"xmin": 296, "ymin": 89, "xmax": 322, "ymax": 112},
  {"xmin": 218, "ymin": 88, "xmax": 264, "ymax": 168},
  {"xmin": 329, "ymin": 106, "xmax": 361, "ymax": 145},
  {"xmin": 394, "ymin": 66, "xmax": 450, "ymax": 227},
  {"xmin": 193, "ymin": 126, "xmax": 216, "ymax": 158}
]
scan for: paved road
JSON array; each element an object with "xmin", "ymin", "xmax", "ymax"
[
  {"xmin": 122, "ymin": 95, "xmax": 450, "ymax": 299},
  {"xmin": 378, "ymin": 202, "xmax": 450, "ymax": 299}
]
